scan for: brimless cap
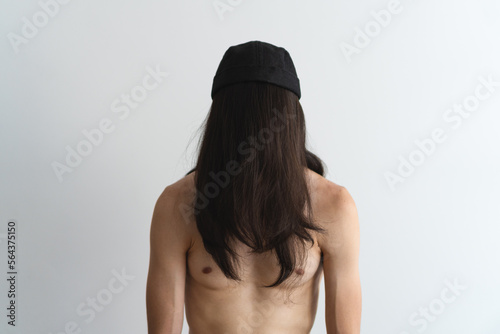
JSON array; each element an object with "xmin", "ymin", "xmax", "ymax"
[{"xmin": 211, "ymin": 40, "xmax": 301, "ymax": 99}]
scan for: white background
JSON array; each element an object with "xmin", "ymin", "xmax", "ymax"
[{"xmin": 1, "ymin": 0, "xmax": 500, "ymax": 333}]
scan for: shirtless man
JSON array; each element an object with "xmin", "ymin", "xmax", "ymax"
[{"xmin": 146, "ymin": 168, "xmax": 361, "ymax": 333}]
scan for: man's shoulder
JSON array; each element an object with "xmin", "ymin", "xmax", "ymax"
[
  {"xmin": 151, "ymin": 174, "xmax": 196, "ymax": 252},
  {"xmin": 311, "ymin": 172, "xmax": 354, "ymax": 214},
  {"xmin": 157, "ymin": 172, "xmax": 196, "ymax": 204},
  {"xmin": 154, "ymin": 173, "xmax": 197, "ymax": 231},
  {"xmin": 312, "ymin": 179, "xmax": 359, "ymax": 258}
]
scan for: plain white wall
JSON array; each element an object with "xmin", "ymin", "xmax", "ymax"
[{"xmin": 1, "ymin": 0, "xmax": 499, "ymax": 333}]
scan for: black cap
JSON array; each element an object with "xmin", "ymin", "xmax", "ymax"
[{"xmin": 211, "ymin": 40, "xmax": 301, "ymax": 99}]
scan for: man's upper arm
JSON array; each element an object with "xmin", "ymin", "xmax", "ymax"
[
  {"xmin": 146, "ymin": 185, "xmax": 192, "ymax": 334},
  {"xmin": 318, "ymin": 185, "xmax": 361, "ymax": 334}
]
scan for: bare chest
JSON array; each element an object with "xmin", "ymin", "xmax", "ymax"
[
  {"xmin": 184, "ymin": 230, "xmax": 324, "ymax": 334},
  {"xmin": 185, "ymin": 230, "xmax": 323, "ymax": 292}
]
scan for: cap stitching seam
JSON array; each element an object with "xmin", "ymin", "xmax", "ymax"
[{"xmin": 215, "ymin": 65, "xmax": 298, "ymax": 77}]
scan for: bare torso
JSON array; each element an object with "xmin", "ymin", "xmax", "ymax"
[{"xmin": 178, "ymin": 168, "xmax": 333, "ymax": 334}]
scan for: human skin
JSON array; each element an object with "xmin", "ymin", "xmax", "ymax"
[{"xmin": 146, "ymin": 168, "xmax": 361, "ymax": 334}]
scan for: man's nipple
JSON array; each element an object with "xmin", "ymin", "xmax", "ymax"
[
  {"xmin": 295, "ymin": 268, "xmax": 304, "ymax": 275},
  {"xmin": 202, "ymin": 266, "xmax": 212, "ymax": 274}
]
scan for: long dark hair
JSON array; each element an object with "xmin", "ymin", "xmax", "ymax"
[{"xmin": 185, "ymin": 81, "xmax": 327, "ymax": 295}]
